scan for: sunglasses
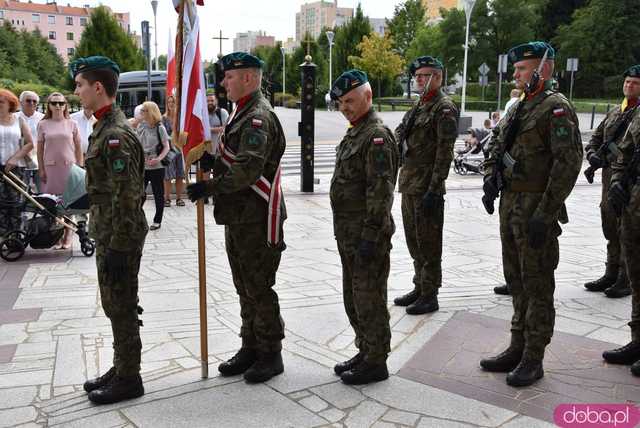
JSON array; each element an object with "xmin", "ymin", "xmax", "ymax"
[{"xmin": 49, "ymin": 101, "xmax": 66, "ymax": 106}]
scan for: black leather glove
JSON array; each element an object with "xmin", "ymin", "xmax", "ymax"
[
  {"xmin": 105, "ymin": 248, "xmax": 129, "ymax": 283},
  {"xmin": 357, "ymin": 239, "xmax": 376, "ymax": 261},
  {"xmin": 187, "ymin": 181, "xmax": 208, "ymax": 202},
  {"xmin": 421, "ymin": 191, "xmax": 443, "ymax": 218},
  {"xmin": 587, "ymin": 153, "xmax": 604, "ymax": 169},
  {"xmin": 527, "ymin": 217, "xmax": 547, "ymax": 250},
  {"xmin": 482, "ymin": 177, "xmax": 499, "ymax": 215},
  {"xmin": 608, "ymin": 182, "xmax": 629, "ymax": 217},
  {"xmin": 199, "ymin": 152, "xmax": 215, "ymax": 171}
]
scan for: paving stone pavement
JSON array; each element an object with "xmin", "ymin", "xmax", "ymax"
[{"xmin": 0, "ymin": 161, "xmax": 636, "ymax": 427}]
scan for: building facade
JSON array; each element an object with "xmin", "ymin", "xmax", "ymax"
[
  {"xmin": 0, "ymin": 0, "xmax": 130, "ymax": 63},
  {"xmin": 233, "ymin": 30, "xmax": 275, "ymax": 53},
  {"xmin": 295, "ymin": 0, "xmax": 353, "ymax": 41},
  {"xmin": 421, "ymin": 0, "xmax": 460, "ymax": 21},
  {"xmin": 368, "ymin": 18, "xmax": 386, "ymax": 36}
]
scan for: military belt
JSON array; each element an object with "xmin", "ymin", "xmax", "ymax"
[
  {"xmin": 88, "ymin": 194, "xmax": 111, "ymax": 205},
  {"xmin": 506, "ymin": 180, "xmax": 547, "ymax": 193}
]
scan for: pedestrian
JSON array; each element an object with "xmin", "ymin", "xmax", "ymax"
[
  {"xmin": 17, "ymin": 91, "xmax": 43, "ymax": 190},
  {"xmin": 325, "ymin": 92, "xmax": 332, "ymax": 111},
  {"xmin": 503, "ymin": 88, "xmax": 522, "ymax": 115},
  {"xmin": 583, "ymin": 65, "xmax": 640, "ymax": 299},
  {"xmin": 70, "ymin": 106, "xmax": 96, "ymax": 157},
  {"xmin": 162, "ymin": 95, "xmax": 186, "ymax": 207},
  {"xmin": 602, "ymin": 65, "xmax": 640, "ymax": 376},
  {"xmin": 491, "ymin": 111, "xmax": 500, "ymax": 128},
  {"xmin": 71, "ymin": 55, "xmax": 148, "ymax": 404},
  {"xmin": 137, "ymin": 101, "xmax": 169, "ymax": 231},
  {"xmin": 36, "ymin": 92, "xmax": 83, "ymax": 249},
  {"xmin": 329, "ymin": 69, "xmax": 399, "ymax": 385},
  {"xmin": 0, "ymin": 89, "xmax": 33, "ymax": 233},
  {"xmin": 393, "ymin": 56, "xmax": 459, "ymax": 315},
  {"xmin": 187, "ymin": 52, "xmax": 287, "ymax": 383},
  {"xmin": 480, "ymin": 42, "xmax": 582, "ymax": 387}
]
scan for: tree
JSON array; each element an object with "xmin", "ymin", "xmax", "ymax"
[
  {"xmin": 535, "ymin": 0, "xmax": 586, "ymax": 41},
  {"xmin": 332, "ymin": 3, "xmax": 372, "ymax": 75},
  {"xmin": 349, "ymin": 33, "xmax": 404, "ymax": 98},
  {"xmin": 386, "ymin": 0, "xmax": 426, "ymax": 58},
  {"xmin": 73, "ymin": 6, "xmax": 144, "ymax": 73},
  {"xmin": 155, "ymin": 54, "xmax": 168, "ymax": 70}
]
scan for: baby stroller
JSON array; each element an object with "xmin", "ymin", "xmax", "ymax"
[
  {"xmin": 453, "ymin": 128, "xmax": 491, "ymax": 175},
  {"xmin": 0, "ymin": 168, "xmax": 95, "ymax": 262}
]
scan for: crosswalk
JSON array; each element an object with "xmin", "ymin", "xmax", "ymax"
[{"xmin": 281, "ymin": 144, "xmax": 337, "ymax": 176}]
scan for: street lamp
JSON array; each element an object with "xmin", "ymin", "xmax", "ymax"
[
  {"xmin": 280, "ymin": 46, "xmax": 286, "ymax": 97},
  {"xmin": 326, "ymin": 30, "xmax": 334, "ymax": 90},
  {"xmin": 151, "ymin": 0, "xmax": 158, "ymax": 70},
  {"xmin": 460, "ymin": 0, "xmax": 476, "ymax": 114}
]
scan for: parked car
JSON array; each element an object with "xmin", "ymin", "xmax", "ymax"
[{"xmin": 116, "ymin": 70, "xmax": 167, "ymax": 117}]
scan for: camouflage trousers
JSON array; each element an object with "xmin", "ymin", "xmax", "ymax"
[
  {"xmin": 500, "ymin": 191, "xmax": 560, "ymax": 361},
  {"xmin": 600, "ymin": 168, "xmax": 625, "ymax": 269},
  {"xmin": 621, "ymin": 201, "xmax": 640, "ymax": 341},
  {"xmin": 401, "ymin": 193, "xmax": 444, "ymax": 296},
  {"xmin": 96, "ymin": 243, "xmax": 143, "ymax": 377},
  {"xmin": 334, "ymin": 214, "xmax": 392, "ymax": 364},
  {"xmin": 225, "ymin": 223, "xmax": 285, "ymax": 353}
]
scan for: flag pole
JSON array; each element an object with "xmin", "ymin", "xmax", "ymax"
[{"xmin": 175, "ymin": 0, "xmax": 208, "ymax": 379}]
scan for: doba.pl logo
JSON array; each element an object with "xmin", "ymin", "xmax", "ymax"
[{"xmin": 554, "ymin": 404, "xmax": 640, "ymax": 428}]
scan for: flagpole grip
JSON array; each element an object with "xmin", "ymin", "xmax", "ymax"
[{"xmin": 196, "ymin": 166, "xmax": 209, "ymax": 379}]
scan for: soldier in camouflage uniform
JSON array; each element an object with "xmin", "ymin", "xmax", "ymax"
[
  {"xmin": 583, "ymin": 66, "xmax": 640, "ymax": 298},
  {"xmin": 187, "ymin": 52, "xmax": 287, "ymax": 383},
  {"xmin": 329, "ymin": 70, "xmax": 399, "ymax": 385},
  {"xmin": 393, "ymin": 56, "xmax": 459, "ymax": 315},
  {"xmin": 479, "ymin": 42, "xmax": 582, "ymax": 387},
  {"xmin": 603, "ymin": 81, "xmax": 640, "ymax": 376},
  {"xmin": 71, "ymin": 56, "xmax": 148, "ymax": 404}
]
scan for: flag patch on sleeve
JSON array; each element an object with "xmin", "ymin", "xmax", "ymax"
[
  {"xmin": 251, "ymin": 118, "xmax": 263, "ymax": 128},
  {"xmin": 553, "ymin": 108, "xmax": 566, "ymax": 117},
  {"xmin": 108, "ymin": 139, "xmax": 120, "ymax": 148},
  {"xmin": 373, "ymin": 137, "xmax": 384, "ymax": 145}
]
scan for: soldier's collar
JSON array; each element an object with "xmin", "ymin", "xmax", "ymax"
[
  {"xmin": 420, "ymin": 88, "xmax": 441, "ymax": 104},
  {"xmin": 94, "ymin": 103, "xmax": 113, "ymax": 120},
  {"xmin": 347, "ymin": 108, "xmax": 375, "ymax": 136},
  {"xmin": 623, "ymin": 97, "xmax": 639, "ymax": 112}
]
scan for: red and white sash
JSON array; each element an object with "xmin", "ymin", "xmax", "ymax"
[{"xmin": 217, "ymin": 121, "xmax": 284, "ymax": 246}]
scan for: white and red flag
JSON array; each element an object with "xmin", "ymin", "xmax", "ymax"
[{"xmin": 166, "ymin": 29, "xmax": 176, "ymax": 97}]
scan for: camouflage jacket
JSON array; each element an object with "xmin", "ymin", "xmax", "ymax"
[
  {"xmin": 85, "ymin": 105, "xmax": 148, "ymax": 251},
  {"xmin": 484, "ymin": 82, "xmax": 583, "ymax": 223},
  {"xmin": 611, "ymin": 108, "xmax": 640, "ymax": 210},
  {"xmin": 206, "ymin": 91, "xmax": 287, "ymax": 225},
  {"xmin": 585, "ymin": 104, "xmax": 633, "ymax": 166},
  {"xmin": 330, "ymin": 109, "xmax": 399, "ymax": 242},
  {"xmin": 395, "ymin": 90, "xmax": 458, "ymax": 195}
]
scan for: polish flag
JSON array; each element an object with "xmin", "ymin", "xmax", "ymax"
[
  {"xmin": 172, "ymin": 0, "xmax": 203, "ymax": 11},
  {"xmin": 177, "ymin": 0, "xmax": 211, "ymax": 167},
  {"xmin": 166, "ymin": 29, "xmax": 176, "ymax": 97}
]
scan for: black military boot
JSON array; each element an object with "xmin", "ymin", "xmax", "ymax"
[
  {"xmin": 506, "ymin": 358, "xmax": 544, "ymax": 387},
  {"xmin": 604, "ymin": 269, "xmax": 631, "ymax": 298},
  {"xmin": 87, "ymin": 374, "xmax": 144, "ymax": 404},
  {"xmin": 340, "ymin": 360, "xmax": 389, "ymax": 385},
  {"xmin": 584, "ymin": 263, "xmax": 618, "ymax": 292},
  {"xmin": 83, "ymin": 366, "xmax": 116, "ymax": 393},
  {"xmin": 406, "ymin": 294, "xmax": 439, "ymax": 315},
  {"xmin": 394, "ymin": 289, "xmax": 419, "ymax": 307},
  {"xmin": 493, "ymin": 284, "xmax": 511, "ymax": 295},
  {"xmin": 602, "ymin": 341, "xmax": 640, "ymax": 364},
  {"xmin": 480, "ymin": 345, "xmax": 523, "ymax": 372},
  {"xmin": 631, "ymin": 360, "xmax": 640, "ymax": 377},
  {"xmin": 334, "ymin": 352, "xmax": 364, "ymax": 375},
  {"xmin": 218, "ymin": 348, "xmax": 257, "ymax": 376},
  {"xmin": 243, "ymin": 352, "xmax": 284, "ymax": 383}
]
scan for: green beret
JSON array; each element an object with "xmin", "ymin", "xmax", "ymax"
[
  {"xmin": 220, "ymin": 52, "xmax": 264, "ymax": 71},
  {"xmin": 409, "ymin": 56, "xmax": 443, "ymax": 75},
  {"xmin": 624, "ymin": 65, "xmax": 640, "ymax": 78},
  {"xmin": 508, "ymin": 41, "xmax": 555, "ymax": 64},
  {"xmin": 330, "ymin": 69, "xmax": 368, "ymax": 100},
  {"xmin": 69, "ymin": 56, "xmax": 120, "ymax": 78}
]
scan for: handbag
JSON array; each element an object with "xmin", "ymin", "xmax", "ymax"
[{"xmin": 155, "ymin": 124, "xmax": 179, "ymax": 166}]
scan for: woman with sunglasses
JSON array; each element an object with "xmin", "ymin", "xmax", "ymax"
[{"xmin": 37, "ymin": 92, "xmax": 83, "ymax": 249}]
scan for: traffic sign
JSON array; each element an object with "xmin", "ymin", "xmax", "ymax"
[
  {"xmin": 498, "ymin": 54, "xmax": 508, "ymax": 74},
  {"xmin": 566, "ymin": 58, "xmax": 579, "ymax": 72},
  {"xmin": 478, "ymin": 63, "xmax": 490, "ymax": 75}
]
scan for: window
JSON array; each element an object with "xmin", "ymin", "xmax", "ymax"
[
  {"xmin": 66, "ymin": 16, "xmax": 73, "ymax": 25},
  {"xmin": 66, "ymin": 32, "xmax": 73, "ymax": 40},
  {"xmin": 48, "ymin": 15, "xmax": 55, "ymax": 24},
  {"xmin": 80, "ymin": 17, "xmax": 87, "ymax": 26},
  {"xmin": 48, "ymin": 31, "xmax": 56, "ymax": 40},
  {"xmin": 0, "ymin": 11, "xmax": 4, "ymax": 19},
  {"xmin": 32, "ymin": 14, "xmax": 40, "ymax": 23},
  {"xmin": 67, "ymin": 47, "xmax": 75, "ymax": 56}
]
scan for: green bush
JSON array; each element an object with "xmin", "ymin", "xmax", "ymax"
[
  {"xmin": 274, "ymin": 92, "xmax": 298, "ymax": 108},
  {"xmin": 462, "ymin": 82, "xmax": 516, "ymax": 101}
]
